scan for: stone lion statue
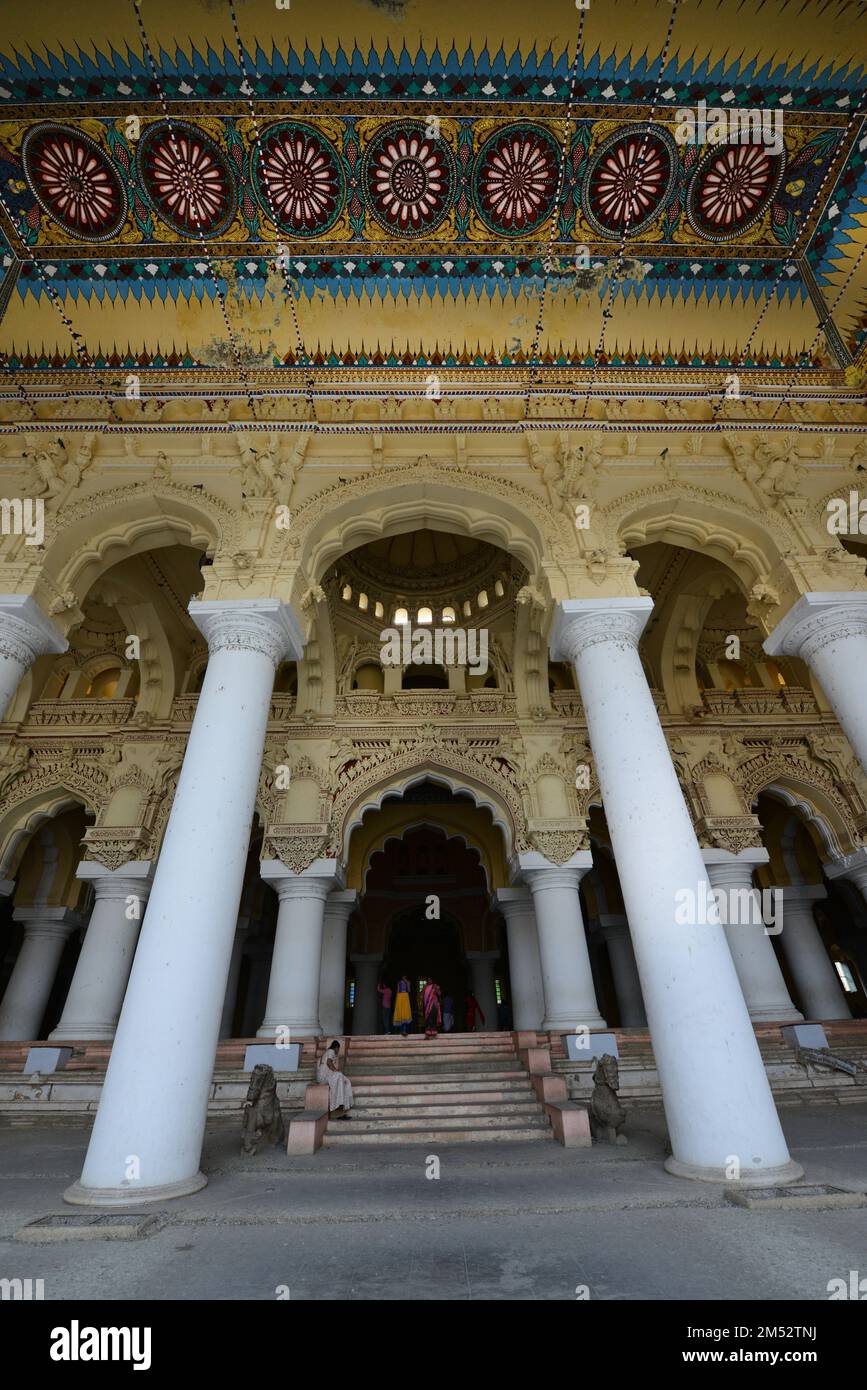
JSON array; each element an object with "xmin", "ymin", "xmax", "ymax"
[
  {"xmin": 241, "ymin": 1064, "xmax": 285, "ymax": 1155},
  {"xmin": 588, "ymin": 1053, "xmax": 627, "ymax": 1145}
]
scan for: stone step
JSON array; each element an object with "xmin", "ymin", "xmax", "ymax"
[
  {"xmin": 348, "ymin": 1072, "xmax": 526, "ymax": 1085},
  {"xmin": 351, "ymin": 1087, "xmax": 535, "ymax": 1105},
  {"xmin": 351, "ymin": 1101, "xmax": 541, "ymax": 1120},
  {"xmin": 346, "ymin": 1047, "xmax": 517, "ymax": 1062},
  {"xmin": 324, "ymin": 1121, "xmax": 550, "ymax": 1146},
  {"xmin": 352, "ymin": 1078, "xmax": 534, "ymax": 1096}
]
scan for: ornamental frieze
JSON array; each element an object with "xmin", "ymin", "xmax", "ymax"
[{"xmin": 81, "ymin": 826, "xmax": 152, "ymax": 872}]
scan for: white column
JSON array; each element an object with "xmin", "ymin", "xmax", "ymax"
[
  {"xmin": 702, "ymin": 851, "xmax": 802, "ymax": 1024},
  {"xmin": 598, "ymin": 915, "xmax": 647, "ymax": 1027},
  {"xmin": 493, "ymin": 887, "xmax": 545, "ymax": 1031},
  {"xmin": 551, "ymin": 597, "xmax": 800, "ymax": 1184},
  {"xmin": 351, "ymin": 954, "xmax": 382, "ymax": 1035},
  {"xmin": 257, "ymin": 860, "xmax": 343, "ymax": 1037},
  {"xmin": 0, "ymin": 908, "xmax": 80, "ymax": 1040},
  {"xmin": 775, "ymin": 884, "xmax": 850, "ymax": 1021},
  {"xmin": 765, "ymin": 593, "xmax": 867, "ymax": 775},
  {"xmin": 0, "ymin": 595, "xmax": 67, "ymax": 720},
  {"xmin": 466, "ymin": 950, "xmax": 500, "ymax": 1031},
  {"xmin": 65, "ymin": 598, "xmax": 303, "ymax": 1207},
  {"xmin": 516, "ymin": 855, "xmax": 606, "ymax": 1031},
  {"xmin": 319, "ymin": 890, "xmax": 357, "ymax": 1037},
  {"xmin": 49, "ymin": 862, "xmax": 153, "ymax": 1041},
  {"xmin": 825, "ymin": 847, "xmax": 867, "ymax": 907}
]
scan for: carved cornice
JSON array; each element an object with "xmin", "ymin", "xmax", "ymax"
[
  {"xmin": 81, "ymin": 825, "xmax": 151, "ymax": 872},
  {"xmin": 528, "ymin": 823, "xmax": 590, "ymax": 863},
  {"xmin": 263, "ymin": 823, "xmax": 330, "ymax": 875},
  {"xmin": 695, "ymin": 816, "xmax": 764, "ymax": 855}
]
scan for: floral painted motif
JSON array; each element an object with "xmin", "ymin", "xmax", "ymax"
[
  {"xmin": 253, "ymin": 121, "xmax": 345, "ymax": 236},
  {"xmin": 22, "ymin": 124, "xmax": 127, "ymax": 241},
  {"xmin": 687, "ymin": 143, "xmax": 785, "ymax": 242},
  {"xmin": 581, "ymin": 126, "xmax": 676, "ymax": 238},
  {"xmin": 473, "ymin": 123, "xmax": 560, "ymax": 236},
  {"xmin": 362, "ymin": 122, "xmax": 455, "ymax": 236},
  {"xmin": 138, "ymin": 122, "xmax": 236, "ymax": 238}
]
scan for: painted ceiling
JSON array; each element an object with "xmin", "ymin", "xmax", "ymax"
[{"xmin": 0, "ymin": 0, "xmax": 865, "ymax": 400}]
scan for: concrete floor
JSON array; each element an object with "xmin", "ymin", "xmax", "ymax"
[{"xmin": 1, "ymin": 1104, "xmax": 865, "ymax": 1300}]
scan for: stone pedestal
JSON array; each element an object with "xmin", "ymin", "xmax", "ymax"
[
  {"xmin": 493, "ymin": 887, "xmax": 545, "ymax": 1031},
  {"xmin": 319, "ymin": 890, "xmax": 357, "ymax": 1037},
  {"xmin": 775, "ymin": 884, "xmax": 850, "ymax": 1020},
  {"xmin": 65, "ymin": 598, "xmax": 303, "ymax": 1207},
  {"xmin": 551, "ymin": 597, "xmax": 800, "ymax": 1185},
  {"xmin": 702, "ymin": 850, "xmax": 802, "ymax": 1023},
  {"xmin": 0, "ymin": 595, "xmax": 67, "ymax": 720},
  {"xmin": 0, "ymin": 908, "xmax": 80, "ymax": 1041},
  {"xmin": 515, "ymin": 854, "xmax": 606, "ymax": 1031},
  {"xmin": 598, "ymin": 915, "xmax": 647, "ymax": 1027},
  {"xmin": 49, "ymin": 862, "xmax": 153, "ymax": 1041},
  {"xmin": 257, "ymin": 859, "xmax": 344, "ymax": 1038},
  {"xmin": 765, "ymin": 593, "xmax": 867, "ymax": 776},
  {"xmin": 466, "ymin": 950, "xmax": 500, "ymax": 1031},
  {"xmin": 351, "ymin": 954, "xmax": 382, "ymax": 1035}
]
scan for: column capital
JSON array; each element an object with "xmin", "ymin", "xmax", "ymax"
[
  {"xmin": 764, "ymin": 592, "xmax": 867, "ymax": 662},
  {"xmin": 550, "ymin": 596, "xmax": 653, "ymax": 664},
  {"xmin": 702, "ymin": 847, "xmax": 769, "ymax": 873},
  {"xmin": 0, "ymin": 594, "xmax": 67, "ymax": 668},
  {"xmin": 492, "ymin": 885, "xmax": 532, "ymax": 916},
  {"xmin": 323, "ymin": 888, "xmax": 359, "ymax": 918},
  {"xmin": 260, "ymin": 857, "xmax": 344, "ymax": 901},
  {"xmin": 12, "ymin": 906, "xmax": 82, "ymax": 940},
  {"xmin": 76, "ymin": 859, "xmax": 153, "ymax": 903},
  {"xmin": 776, "ymin": 882, "xmax": 828, "ymax": 907},
  {"xmin": 824, "ymin": 848, "xmax": 867, "ymax": 888},
  {"xmin": 0, "ymin": 879, "xmax": 15, "ymax": 899},
  {"xmin": 511, "ymin": 850, "xmax": 593, "ymax": 884},
  {"xmin": 189, "ymin": 598, "xmax": 304, "ymax": 668}
]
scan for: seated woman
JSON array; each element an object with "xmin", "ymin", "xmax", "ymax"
[{"xmin": 317, "ymin": 1040, "xmax": 354, "ymax": 1120}]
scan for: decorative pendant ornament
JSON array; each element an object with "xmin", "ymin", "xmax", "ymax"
[
  {"xmin": 473, "ymin": 122, "xmax": 561, "ymax": 236},
  {"xmin": 137, "ymin": 121, "xmax": 237, "ymax": 238},
  {"xmin": 362, "ymin": 120, "xmax": 456, "ymax": 236},
  {"xmin": 581, "ymin": 125, "xmax": 677, "ymax": 238},
  {"xmin": 252, "ymin": 120, "xmax": 345, "ymax": 237},
  {"xmin": 22, "ymin": 124, "xmax": 127, "ymax": 241}
]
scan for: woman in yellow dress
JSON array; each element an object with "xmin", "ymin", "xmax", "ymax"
[{"xmin": 392, "ymin": 974, "xmax": 413, "ymax": 1036}]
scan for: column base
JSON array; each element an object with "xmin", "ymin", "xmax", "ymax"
[
  {"xmin": 48, "ymin": 1024, "xmax": 116, "ymax": 1042},
  {"xmin": 543, "ymin": 1014, "xmax": 606, "ymax": 1031},
  {"xmin": 664, "ymin": 1155, "xmax": 804, "ymax": 1186},
  {"xmin": 746, "ymin": 1004, "xmax": 804, "ymax": 1024},
  {"xmin": 256, "ymin": 1021, "xmax": 321, "ymax": 1038},
  {"xmin": 63, "ymin": 1171, "xmax": 208, "ymax": 1208}
]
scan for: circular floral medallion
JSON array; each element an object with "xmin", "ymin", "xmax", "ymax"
[
  {"xmin": 473, "ymin": 123, "xmax": 560, "ymax": 236},
  {"xmin": 252, "ymin": 121, "xmax": 345, "ymax": 237},
  {"xmin": 362, "ymin": 121, "xmax": 455, "ymax": 236},
  {"xmin": 686, "ymin": 142, "xmax": 785, "ymax": 242},
  {"xmin": 137, "ymin": 121, "xmax": 236, "ymax": 238},
  {"xmin": 21, "ymin": 124, "xmax": 127, "ymax": 241},
  {"xmin": 581, "ymin": 125, "xmax": 676, "ymax": 238}
]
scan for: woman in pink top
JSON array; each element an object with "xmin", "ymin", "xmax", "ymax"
[{"xmin": 377, "ymin": 980, "xmax": 393, "ymax": 1034}]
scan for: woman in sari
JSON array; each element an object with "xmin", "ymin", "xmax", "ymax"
[
  {"xmin": 393, "ymin": 974, "xmax": 413, "ymax": 1036},
  {"xmin": 316, "ymin": 1040, "xmax": 353, "ymax": 1119},
  {"xmin": 423, "ymin": 979, "xmax": 442, "ymax": 1038}
]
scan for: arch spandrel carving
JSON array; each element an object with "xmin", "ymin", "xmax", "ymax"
[
  {"xmin": 35, "ymin": 483, "xmax": 232, "ymax": 614},
  {"xmin": 280, "ymin": 461, "xmax": 568, "ymax": 611},
  {"xmin": 331, "ymin": 754, "xmax": 526, "ymax": 866},
  {"xmin": 736, "ymin": 750, "xmax": 867, "ymax": 856}
]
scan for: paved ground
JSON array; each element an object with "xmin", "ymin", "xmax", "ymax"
[{"xmin": 1, "ymin": 1104, "xmax": 865, "ymax": 1300}]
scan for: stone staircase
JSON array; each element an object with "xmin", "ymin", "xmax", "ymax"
[{"xmin": 322, "ymin": 1032, "xmax": 552, "ymax": 1146}]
